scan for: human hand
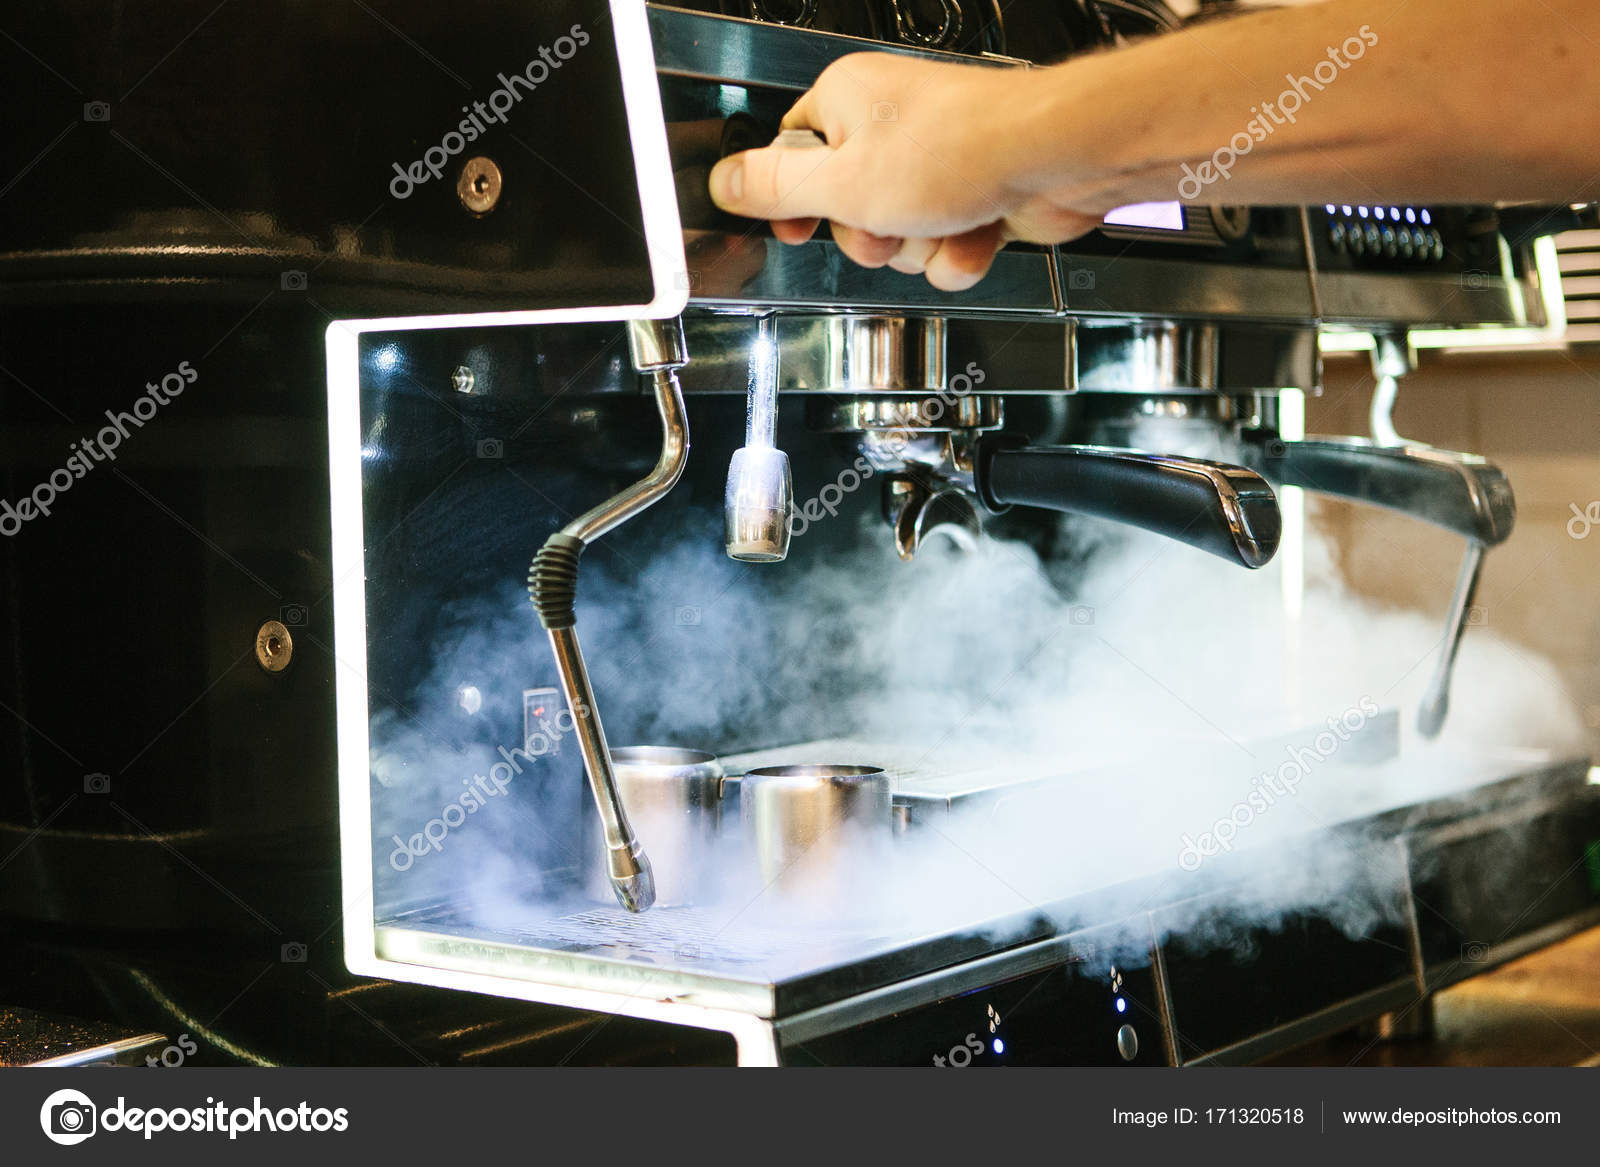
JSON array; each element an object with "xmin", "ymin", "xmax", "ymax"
[{"xmin": 707, "ymin": 52, "xmax": 1114, "ymax": 290}]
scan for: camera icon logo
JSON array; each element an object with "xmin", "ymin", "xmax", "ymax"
[
  {"xmin": 280, "ymin": 270, "xmax": 308, "ymax": 292},
  {"xmin": 1459, "ymin": 270, "xmax": 1490, "ymax": 291},
  {"xmin": 83, "ymin": 772, "xmax": 112, "ymax": 794},
  {"xmin": 1069, "ymin": 605, "xmax": 1095, "ymax": 626},
  {"xmin": 871, "ymin": 101, "xmax": 898, "ymax": 122},
  {"xmin": 279, "ymin": 603, "xmax": 308, "ymax": 627},
  {"xmin": 673, "ymin": 270, "xmax": 701, "ymax": 292},
  {"xmin": 1461, "ymin": 940, "xmax": 1490, "ymax": 963},
  {"xmin": 674, "ymin": 605, "xmax": 702, "ymax": 627},
  {"xmin": 40, "ymin": 1088, "xmax": 98, "ymax": 1145},
  {"xmin": 1067, "ymin": 269, "xmax": 1096, "ymax": 291},
  {"xmin": 476, "ymin": 438, "xmax": 504, "ymax": 459},
  {"xmin": 1466, "ymin": 605, "xmax": 1489, "ymax": 627},
  {"xmin": 281, "ymin": 941, "xmax": 308, "ymax": 962},
  {"xmin": 83, "ymin": 101, "xmax": 111, "ymax": 123}
]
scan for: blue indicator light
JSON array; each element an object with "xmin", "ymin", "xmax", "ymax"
[
  {"xmin": 1421, "ymin": 209, "xmax": 1433, "ymax": 225},
  {"xmin": 993, "ymin": 1038, "xmax": 1005, "ymax": 1054},
  {"xmin": 1325, "ymin": 204, "xmax": 1336, "ymax": 214},
  {"xmin": 1389, "ymin": 207, "xmax": 1402, "ymax": 220},
  {"xmin": 1358, "ymin": 206, "xmax": 1369, "ymax": 218},
  {"xmin": 1116, "ymin": 998, "xmax": 1127, "ymax": 1014},
  {"xmin": 1341, "ymin": 205, "xmax": 1354, "ymax": 216},
  {"xmin": 1405, "ymin": 208, "xmax": 1417, "ymax": 223},
  {"xmin": 1374, "ymin": 206, "xmax": 1385, "ymax": 220}
]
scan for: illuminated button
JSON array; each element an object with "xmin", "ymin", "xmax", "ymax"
[
  {"xmin": 1405, "ymin": 208, "xmax": 1418, "ymax": 224},
  {"xmin": 1117, "ymin": 1024, "xmax": 1139, "ymax": 1062},
  {"xmin": 1421, "ymin": 209, "xmax": 1433, "ymax": 225}
]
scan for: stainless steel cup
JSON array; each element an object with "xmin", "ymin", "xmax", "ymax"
[
  {"xmin": 587, "ymin": 747, "xmax": 724, "ymax": 908},
  {"xmin": 740, "ymin": 764, "xmax": 892, "ymax": 900}
]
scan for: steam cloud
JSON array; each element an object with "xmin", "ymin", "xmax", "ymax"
[{"xmin": 369, "ymin": 492, "xmax": 1586, "ymax": 979}]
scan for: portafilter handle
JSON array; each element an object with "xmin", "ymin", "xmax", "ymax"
[
  {"xmin": 1245, "ymin": 435, "xmax": 1515, "ymax": 546},
  {"xmin": 974, "ymin": 437, "xmax": 1282, "ymax": 569},
  {"xmin": 1244, "ymin": 433, "xmax": 1515, "ymax": 740}
]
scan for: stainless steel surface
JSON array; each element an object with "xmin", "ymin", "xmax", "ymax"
[
  {"xmin": 725, "ymin": 445, "xmax": 794, "ymax": 562},
  {"xmin": 741, "ymin": 764, "xmax": 893, "ymax": 900},
  {"xmin": 824, "ymin": 316, "xmax": 948, "ymax": 393},
  {"xmin": 1075, "ymin": 322, "xmax": 1320, "ymax": 394},
  {"xmin": 887, "ymin": 478, "xmax": 982, "ymax": 560},
  {"xmin": 624, "ymin": 315, "xmax": 689, "ymax": 375},
  {"xmin": 677, "ymin": 314, "xmax": 1070, "ymax": 395},
  {"xmin": 808, "ymin": 394, "xmax": 1003, "ymax": 433},
  {"xmin": 1059, "ymin": 255, "xmax": 1319, "ymax": 322},
  {"xmin": 1079, "ymin": 322, "xmax": 1220, "ymax": 393},
  {"xmin": 1417, "ymin": 541, "xmax": 1486, "ymax": 740},
  {"xmin": 549, "ymin": 628, "xmax": 655, "ymax": 913},
  {"xmin": 726, "ymin": 316, "xmax": 793, "ymax": 562},
  {"xmin": 1369, "ymin": 374, "xmax": 1402, "ymax": 445},
  {"xmin": 682, "ymin": 235, "xmax": 1062, "ymax": 313},
  {"xmin": 547, "ymin": 319, "xmax": 694, "ymax": 913},
  {"xmin": 587, "ymin": 747, "xmax": 726, "ymax": 908},
  {"xmin": 370, "ymin": 753, "xmax": 1596, "ymax": 1055},
  {"xmin": 1312, "ymin": 268, "xmax": 1544, "ymax": 328}
]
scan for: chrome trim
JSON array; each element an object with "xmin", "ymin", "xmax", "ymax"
[
  {"xmin": 647, "ymin": 4, "xmax": 1026, "ymax": 91},
  {"xmin": 684, "ymin": 235, "xmax": 1060, "ymax": 314}
]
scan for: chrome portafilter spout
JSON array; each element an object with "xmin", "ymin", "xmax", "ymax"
[
  {"xmin": 527, "ymin": 317, "xmax": 690, "ymax": 913},
  {"xmin": 725, "ymin": 315, "xmax": 792, "ymax": 562}
]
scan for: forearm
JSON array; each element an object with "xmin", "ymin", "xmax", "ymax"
[{"xmin": 1016, "ymin": 0, "xmax": 1600, "ymax": 210}]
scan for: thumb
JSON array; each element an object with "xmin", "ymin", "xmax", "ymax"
[{"xmin": 709, "ymin": 144, "xmax": 840, "ymax": 223}]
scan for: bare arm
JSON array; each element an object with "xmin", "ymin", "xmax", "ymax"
[{"xmin": 708, "ymin": 0, "xmax": 1600, "ymax": 289}]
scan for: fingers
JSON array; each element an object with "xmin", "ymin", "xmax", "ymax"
[
  {"xmin": 771, "ymin": 218, "xmax": 821, "ymax": 245},
  {"xmin": 780, "ymin": 87, "xmax": 821, "ymax": 135},
  {"xmin": 924, "ymin": 222, "xmax": 1006, "ymax": 291},
  {"xmin": 830, "ymin": 224, "xmax": 903, "ymax": 268},
  {"xmin": 709, "ymin": 145, "xmax": 840, "ymax": 223},
  {"xmin": 887, "ymin": 237, "xmax": 941, "ymax": 275}
]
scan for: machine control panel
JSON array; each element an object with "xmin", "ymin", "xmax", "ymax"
[{"xmin": 1323, "ymin": 204, "xmax": 1446, "ymax": 264}]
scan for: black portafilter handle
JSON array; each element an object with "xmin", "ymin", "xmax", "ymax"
[
  {"xmin": 974, "ymin": 436, "xmax": 1283, "ymax": 569},
  {"xmin": 1244, "ymin": 434, "xmax": 1516, "ymax": 546}
]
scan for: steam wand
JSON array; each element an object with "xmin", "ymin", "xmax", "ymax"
[
  {"xmin": 527, "ymin": 318, "xmax": 690, "ymax": 913},
  {"xmin": 724, "ymin": 315, "xmax": 792, "ymax": 561},
  {"xmin": 1368, "ymin": 331, "xmax": 1498, "ymax": 741}
]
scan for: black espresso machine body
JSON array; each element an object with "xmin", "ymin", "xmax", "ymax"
[{"xmin": 0, "ymin": 1, "xmax": 1591, "ymax": 1066}]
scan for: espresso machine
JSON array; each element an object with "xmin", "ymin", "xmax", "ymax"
[{"xmin": 2, "ymin": 0, "xmax": 1597, "ymax": 1067}]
